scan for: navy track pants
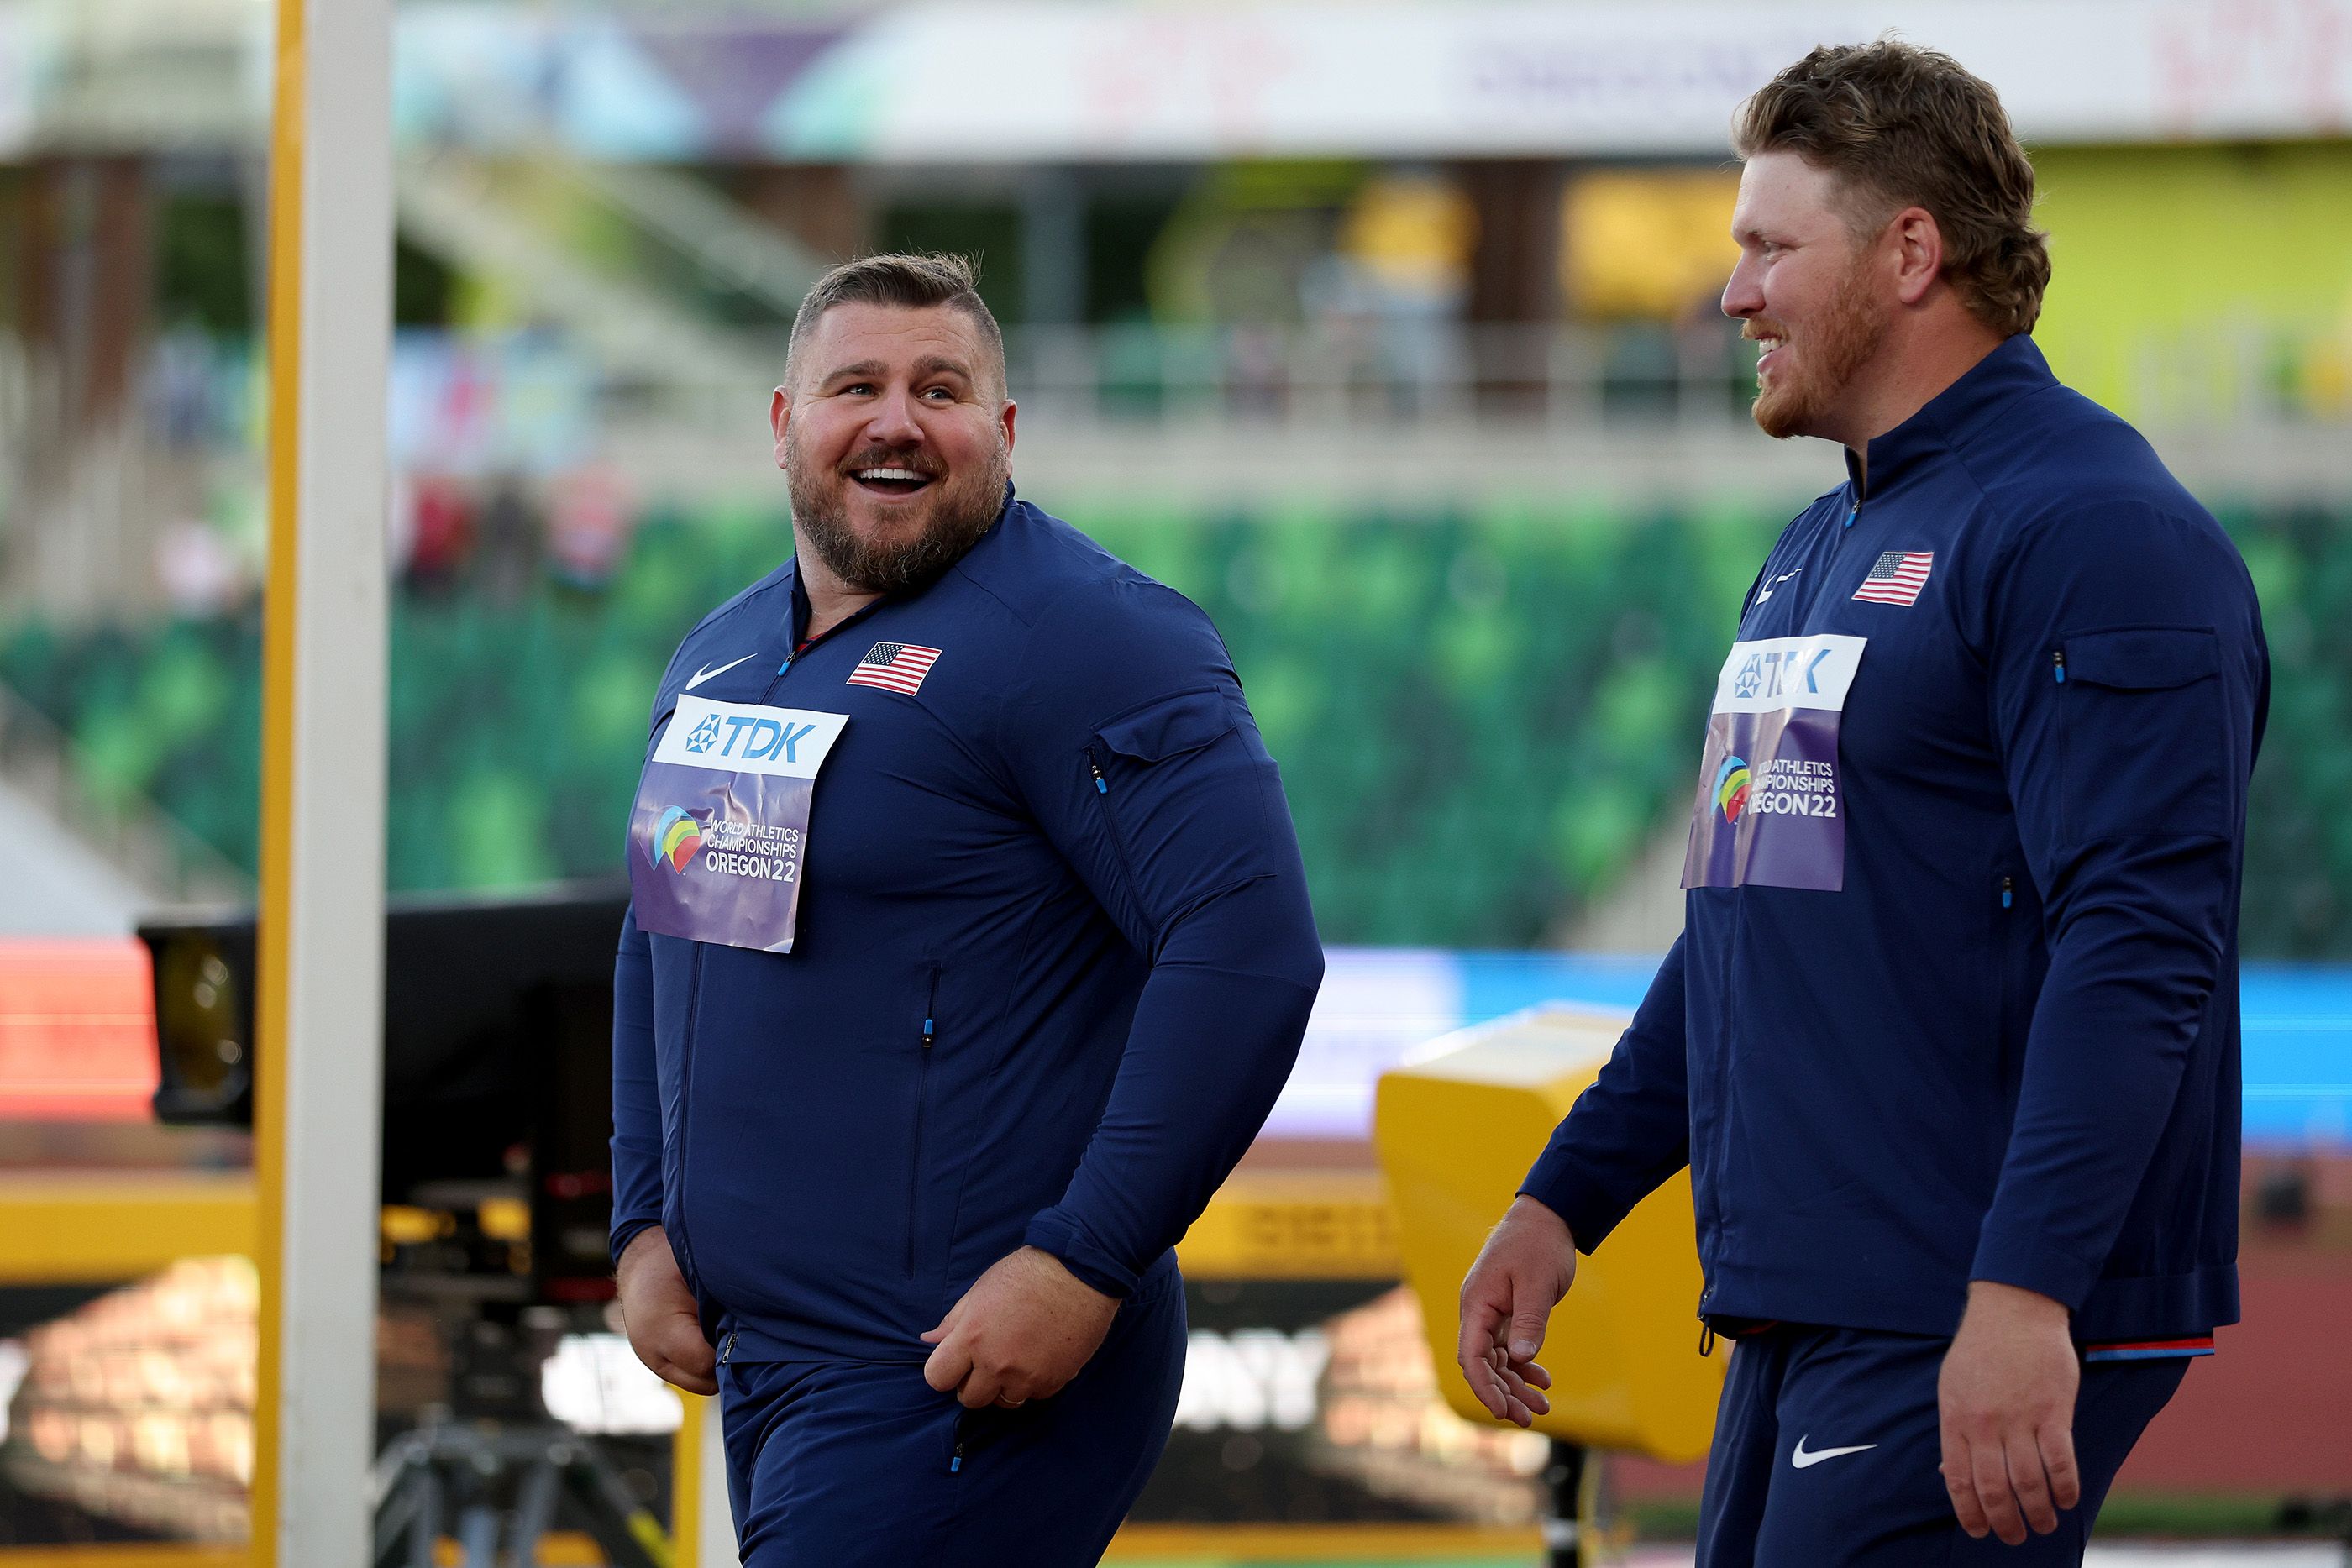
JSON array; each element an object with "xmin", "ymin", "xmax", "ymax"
[
  {"xmin": 716, "ymin": 1262, "xmax": 1185, "ymax": 1567},
  {"xmin": 1696, "ymin": 1324, "xmax": 2189, "ymax": 1568}
]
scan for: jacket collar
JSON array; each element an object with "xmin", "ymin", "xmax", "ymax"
[{"xmin": 1844, "ymin": 333, "xmax": 2054, "ymax": 500}]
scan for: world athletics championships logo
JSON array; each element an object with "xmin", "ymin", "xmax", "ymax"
[
  {"xmin": 1714, "ymin": 756, "xmax": 1752, "ymax": 825},
  {"xmin": 649, "ymin": 806, "xmax": 704, "ymax": 873}
]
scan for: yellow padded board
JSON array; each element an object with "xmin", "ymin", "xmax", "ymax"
[{"xmin": 1374, "ymin": 1004, "xmax": 1724, "ymax": 1463}]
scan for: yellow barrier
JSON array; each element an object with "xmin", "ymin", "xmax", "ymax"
[
  {"xmin": 0, "ymin": 1172, "xmax": 256, "ymax": 1282},
  {"xmin": 0, "ymin": 1553, "xmax": 244, "ymax": 1568},
  {"xmin": 1374, "ymin": 1004, "xmax": 1725, "ymax": 1464}
]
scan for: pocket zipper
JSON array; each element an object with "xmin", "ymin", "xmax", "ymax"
[
  {"xmin": 2000, "ymin": 875, "xmax": 2014, "ymax": 910},
  {"xmin": 2052, "ymin": 649, "xmax": 2067, "ymax": 684},
  {"xmin": 671, "ymin": 947, "xmax": 709, "ymax": 1290},
  {"xmin": 1084, "ymin": 744, "xmax": 1142, "ymax": 899},
  {"xmin": 906, "ymin": 964, "xmax": 940, "ymax": 1278}
]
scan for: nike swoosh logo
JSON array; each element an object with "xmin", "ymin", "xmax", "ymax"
[
  {"xmin": 1755, "ymin": 569, "xmax": 1802, "ymax": 603},
  {"xmin": 1791, "ymin": 1436, "xmax": 1877, "ymax": 1469},
  {"xmin": 685, "ymin": 654, "xmax": 755, "ymax": 690}
]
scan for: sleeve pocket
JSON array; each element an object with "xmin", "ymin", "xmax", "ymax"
[
  {"xmin": 2060, "ymin": 627, "xmax": 2220, "ymax": 690},
  {"xmin": 1086, "ymin": 689, "xmax": 1274, "ymax": 941},
  {"xmin": 1095, "ymin": 688, "xmax": 1237, "ymax": 762},
  {"xmin": 2055, "ymin": 627, "xmax": 2228, "ymax": 840}
]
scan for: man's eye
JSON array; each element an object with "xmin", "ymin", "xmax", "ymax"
[{"xmin": 922, "ymin": 386, "xmax": 955, "ymax": 401}]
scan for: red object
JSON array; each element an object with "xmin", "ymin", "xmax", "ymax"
[
  {"xmin": 0, "ymin": 938, "xmax": 159, "ymax": 1120},
  {"xmin": 2117, "ymin": 1241, "xmax": 2352, "ymax": 1492}
]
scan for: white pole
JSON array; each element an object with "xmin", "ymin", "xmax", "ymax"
[{"xmin": 250, "ymin": 0, "xmax": 391, "ymax": 1560}]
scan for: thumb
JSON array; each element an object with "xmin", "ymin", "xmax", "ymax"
[{"xmin": 1508, "ymin": 1273, "xmax": 1553, "ymax": 1362}]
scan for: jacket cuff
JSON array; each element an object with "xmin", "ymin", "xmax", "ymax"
[
  {"xmin": 609, "ymin": 1215, "xmax": 660, "ymax": 1272},
  {"xmin": 1024, "ymin": 1210, "xmax": 1137, "ymax": 1298},
  {"xmin": 1518, "ymin": 1148, "xmax": 1627, "ymax": 1256},
  {"xmin": 1970, "ymin": 1225, "xmax": 2098, "ymax": 1312}
]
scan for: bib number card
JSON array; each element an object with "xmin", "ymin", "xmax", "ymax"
[
  {"xmin": 628, "ymin": 695, "xmax": 848, "ymax": 952},
  {"xmin": 1682, "ymin": 634, "xmax": 1865, "ymax": 892}
]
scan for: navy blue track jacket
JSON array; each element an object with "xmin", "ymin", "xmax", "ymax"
[
  {"xmin": 1525, "ymin": 335, "xmax": 2268, "ymax": 1345},
  {"xmin": 610, "ymin": 492, "xmax": 1325, "ymax": 1362}
]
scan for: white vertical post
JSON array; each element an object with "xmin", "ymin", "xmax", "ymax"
[
  {"xmin": 250, "ymin": 0, "xmax": 392, "ymax": 1561},
  {"xmin": 673, "ymin": 1393, "xmax": 743, "ymax": 1568}
]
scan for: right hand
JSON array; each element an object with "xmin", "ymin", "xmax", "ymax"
[
  {"xmin": 1456, "ymin": 1194, "xmax": 1576, "ymax": 1428},
  {"xmin": 617, "ymin": 1227, "xmax": 718, "ymax": 1396}
]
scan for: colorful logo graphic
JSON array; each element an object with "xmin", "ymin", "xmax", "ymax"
[
  {"xmin": 1714, "ymin": 755, "xmax": 1752, "ymax": 824},
  {"xmin": 650, "ymin": 806, "xmax": 704, "ymax": 873}
]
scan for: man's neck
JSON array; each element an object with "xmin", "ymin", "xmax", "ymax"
[
  {"xmin": 1833, "ymin": 318, "xmax": 2007, "ymax": 470},
  {"xmin": 792, "ymin": 532, "xmax": 883, "ymax": 645}
]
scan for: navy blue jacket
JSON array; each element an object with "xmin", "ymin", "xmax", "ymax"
[
  {"xmin": 1525, "ymin": 336, "xmax": 2268, "ymax": 1344},
  {"xmin": 611, "ymin": 493, "xmax": 1324, "ymax": 1361}
]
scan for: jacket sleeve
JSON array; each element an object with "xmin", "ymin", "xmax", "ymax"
[
  {"xmin": 1001, "ymin": 577, "xmax": 1326, "ymax": 1297},
  {"xmin": 609, "ymin": 906, "xmax": 665, "ymax": 1266},
  {"xmin": 1518, "ymin": 933, "xmax": 1692, "ymax": 1252},
  {"xmin": 1969, "ymin": 501, "xmax": 2266, "ymax": 1309}
]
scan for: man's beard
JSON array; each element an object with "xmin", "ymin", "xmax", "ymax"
[
  {"xmin": 785, "ymin": 430, "xmax": 1010, "ymax": 595},
  {"xmin": 1748, "ymin": 249, "xmax": 1888, "ymax": 441}
]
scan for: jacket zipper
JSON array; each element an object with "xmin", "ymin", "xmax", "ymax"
[
  {"xmin": 671, "ymin": 946, "xmax": 709, "ymax": 1291},
  {"xmin": 2052, "ymin": 648, "xmax": 2067, "ymax": 684},
  {"xmin": 906, "ymin": 963, "xmax": 941, "ymax": 1277}
]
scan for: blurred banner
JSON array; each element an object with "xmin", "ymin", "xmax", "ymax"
[
  {"xmin": 392, "ymin": 1, "xmax": 2352, "ymax": 162},
  {"xmin": 11, "ymin": 3, "xmax": 2352, "ymax": 163}
]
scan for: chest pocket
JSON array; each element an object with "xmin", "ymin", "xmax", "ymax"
[
  {"xmin": 2055, "ymin": 627, "xmax": 2228, "ymax": 841},
  {"xmin": 1084, "ymin": 687, "xmax": 1278, "ymax": 943}
]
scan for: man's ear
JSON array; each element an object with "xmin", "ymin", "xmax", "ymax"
[
  {"xmin": 1888, "ymin": 207, "xmax": 1945, "ymax": 307},
  {"xmin": 769, "ymin": 387, "xmax": 790, "ymax": 469},
  {"xmin": 1000, "ymin": 398, "xmax": 1017, "ymax": 454}
]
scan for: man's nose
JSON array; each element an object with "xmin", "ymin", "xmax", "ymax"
[
  {"xmin": 863, "ymin": 387, "xmax": 926, "ymax": 447},
  {"xmin": 1721, "ymin": 254, "xmax": 1762, "ymax": 320}
]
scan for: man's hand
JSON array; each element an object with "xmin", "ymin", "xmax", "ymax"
[
  {"xmin": 1938, "ymin": 1281, "xmax": 2081, "ymax": 1545},
  {"xmin": 1455, "ymin": 1194, "xmax": 1572, "ymax": 1428},
  {"xmin": 921, "ymin": 1246, "xmax": 1119, "ymax": 1409},
  {"xmin": 616, "ymin": 1228, "xmax": 718, "ymax": 1397}
]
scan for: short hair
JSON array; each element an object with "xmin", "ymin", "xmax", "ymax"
[
  {"xmin": 783, "ymin": 252, "xmax": 1008, "ymax": 396},
  {"xmin": 1734, "ymin": 39, "xmax": 2050, "ymax": 337}
]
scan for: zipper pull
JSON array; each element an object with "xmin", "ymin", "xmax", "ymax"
[
  {"xmin": 722, "ymin": 1329, "xmax": 738, "ymax": 1365},
  {"xmin": 1698, "ymin": 1322, "xmax": 1717, "ymax": 1358},
  {"xmin": 2000, "ymin": 876, "xmax": 2014, "ymax": 910},
  {"xmin": 2052, "ymin": 649, "xmax": 2066, "ymax": 684},
  {"xmin": 949, "ymin": 1440, "xmax": 964, "ymax": 1474},
  {"xmin": 922, "ymin": 1017, "xmax": 936, "ymax": 1049},
  {"xmin": 1089, "ymin": 751, "xmax": 1108, "ymax": 794}
]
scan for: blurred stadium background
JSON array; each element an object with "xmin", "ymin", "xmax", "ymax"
[{"xmin": 0, "ymin": 1, "xmax": 2348, "ymax": 1564}]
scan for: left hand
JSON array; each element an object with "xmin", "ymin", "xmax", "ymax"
[
  {"xmin": 921, "ymin": 1246, "xmax": 1120, "ymax": 1409},
  {"xmin": 1937, "ymin": 1280, "xmax": 2082, "ymax": 1545}
]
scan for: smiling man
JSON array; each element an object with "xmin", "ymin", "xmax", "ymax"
[
  {"xmin": 608, "ymin": 254, "xmax": 1323, "ymax": 1565},
  {"xmin": 1457, "ymin": 42, "xmax": 2267, "ymax": 1567}
]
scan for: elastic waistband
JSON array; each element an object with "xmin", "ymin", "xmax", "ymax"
[{"xmin": 2083, "ymin": 1335, "xmax": 2215, "ymax": 1363}]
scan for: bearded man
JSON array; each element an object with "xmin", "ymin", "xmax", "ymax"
[
  {"xmin": 1458, "ymin": 42, "xmax": 2266, "ymax": 1567},
  {"xmin": 609, "ymin": 253, "xmax": 1323, "ymax": 1566}
]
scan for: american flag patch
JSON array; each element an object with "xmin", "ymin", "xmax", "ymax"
[
  {"xmin": 846, "ymin": 642, "xmax": 942, "ymax": 696},
  {"xmin": 1852, "ymin": 551, "xmax": 1935, "ymax": 606}
]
